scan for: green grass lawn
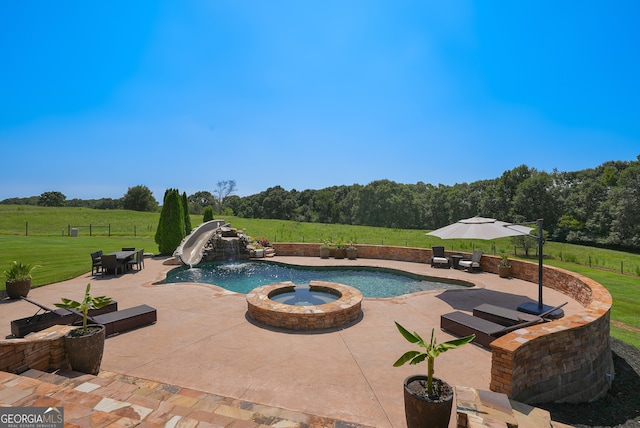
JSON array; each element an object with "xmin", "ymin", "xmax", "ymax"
[{"xmin": 2, "ymin": 205, "xmax": 638, "ymax": 348}]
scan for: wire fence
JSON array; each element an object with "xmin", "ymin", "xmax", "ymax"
[{"xmin": 11, "ymin": 222, "xmax": 155, "ymax": 237}]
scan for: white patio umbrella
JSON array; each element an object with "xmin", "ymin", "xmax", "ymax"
[
  {"xmin": 426, "ymin": 216, "xmax": 532, "ymax": 240},
  {"xmin": 427, "ymin": 217, "xmax": 558, "ymax": 316}
]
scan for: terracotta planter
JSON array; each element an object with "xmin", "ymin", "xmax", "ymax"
[
  {"xmin": 64, "ymin": 324, "xmax": 106, "ymax": 375},
  {"xmin": 319, "ymin": 247, "xmax": 331, "ymax": 259},
  {"xmin": 403, "ymin": 375, "xmax": 453, "ymax": 428},
  {"xmin": 6, "ymin": 279, "xmax": 31, "ymax": 299},
  {"xmin": 334, "ymin": 248, "xmax": 347, "ymax": 259},
  {"xmin": 498, "ymin": 266, "xmax": 512, "ymax": 278}
]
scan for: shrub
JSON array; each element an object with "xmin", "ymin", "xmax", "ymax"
[
  {"xmin": 203, "ymin": 206, "xmax": 214, "ymax": 222},
  {"xmin": 155, "ymin": 189, "xmax": 185, "ymax": 255}
]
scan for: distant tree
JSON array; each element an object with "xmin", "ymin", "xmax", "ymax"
[
  {"xmin": 155, "ymin": 189, "xmax": 185, "ymax": 255},
  {"xmin": 187, "ymin": 191, "xmax": 215, "ymax": 215},
  {"xmin": 122, "ymin": 185, "xmax": 158, "ymax": 212},
  {"xmin": 214, "ymin": 180, "xmax": 237, "ymax": 213},
  {"xmin": 182, "ymin": 191, "xmax": 192, "ymax": 235},
  {"xmin": 38, "ymin": 191, "xmax": 66, "ymax": 207},
  {"xmin": 203, "ymin": 206, "xmax": 214, "ymax": 222},
  {"xmin": 1, "ymin": 196, "xmax": 39, "ymax": 205}
]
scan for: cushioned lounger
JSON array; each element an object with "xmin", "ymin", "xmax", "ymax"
[
  {"xmin": 441, "ymin": 302, "xmax": 567, "ymax": 348},
  {"xmin": 88, "ymin": 304, "xmax": 157, "ymax": 337},
  {"xmin": 472, "ymin": 303, "xmax": 542, "ymax": 326},
  {"xmin": 441, "ymin": 311, "xmax": 509, "ymax": 348},
  {"xmin": 11, "ymin": 297, "xmax": 118, "ymax": 338}
]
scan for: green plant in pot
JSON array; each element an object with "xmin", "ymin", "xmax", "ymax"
[
  {"xmin": 346, "ymin": 240, "xmax": 358, "ymax": 260},
  {"xmin": 4, "ymin": 261, "xmax": 38, "ymax": 299},
  {"xmin": 393, "ymin": 322, "xmax": 475, "ymax": 428},
  {"xmin": 334, "ymin": 239, "xmax": 347, "ymax": 259},
  {"xmin": 498, "ymin": 253, "xmax": 512, "ymax": 278},
  {"xmin": 55, "ymin": 283, "xmax": 112, "ymax": 375},
  {"xmin": 319, "ymin": 240, "xmax": 333, "ymax": 259}
]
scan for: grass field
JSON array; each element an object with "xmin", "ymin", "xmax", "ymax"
[{"xmin": 1, "ymin": 205, "xmax": 638, "ymax": 348}]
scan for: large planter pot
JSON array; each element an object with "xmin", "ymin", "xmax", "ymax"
[
  {"xmin": 498, "ymin": 266, "xmax": 512, "ymax": 278},
  {"xmin": 334, "ymin": 248, "xmax": 347, "ymax": 259},
  {"xmin": 319, "ymin": 247, "xmax": 331, "ymax": 259},
  {"xmin": 6, "ymin": 279, "xmax": 31, "ymax": 299},
  {"xmin": 347, "ymin": 248, "xmax": 358, "ymax": 260},
  {"xmin": 64, "ymin": 324, "xmax": 106, "ymax": 375},
  {"xmin": 403, "ymin": 375, "xmax": 454, "ymax": 428}
]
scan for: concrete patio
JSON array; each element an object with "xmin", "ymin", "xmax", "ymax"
[{"xmin": 0, "ymin": 255, "xmax": 582, "ymax": 427}]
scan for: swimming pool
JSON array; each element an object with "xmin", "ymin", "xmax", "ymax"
[{"xmin": 160, "ymin": 260, "xmax": 471, "ymax": 298}]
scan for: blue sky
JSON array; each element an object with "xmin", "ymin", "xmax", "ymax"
[{"xmin": 1, "ymin": 1, "xmax": 638, "ymax": 202}]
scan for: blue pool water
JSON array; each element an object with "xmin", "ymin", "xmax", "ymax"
[{"xmin": 160, "ymin": 261, "xmax": 470, "ymax": 298}]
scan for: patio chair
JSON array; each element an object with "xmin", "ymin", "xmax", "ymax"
[
  {"xmin": 458, "ymin": 250, "xmax": 483, "ymax": 272},
  {"xmin": 127, "ymin": 248, "xmax": 145, "ymax": 271},
  {"xmin": 101, "ymin": 254, "xmax": 124, "ymax": 276},
  {"xmin": 91, "ymin": 250, "xmax": 103, "ymax": 275},
  {"xmin": 430, "ymin": 246, "xmax": 450, "ymax": 268}
]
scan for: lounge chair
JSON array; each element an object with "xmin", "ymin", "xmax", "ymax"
[
  {"xmin": 88, "ymin": 304, "xmax": 157, "ymax": 337},
  {"xmin": 472, "ymin": 303, "xmax": 543, "ymax": 326},
  {"xmin": 458, "ymin": 250, "xmax": 483, "ymax": 272},
  {"xmin": 10, "ymin": 297, "xmax": 118, "ymax": 338},
  {"xmin": 440, "ymin": 302, "xmax": 567, "ymax": 348},
  {"xmin": 431, "ymin": 246, "xmax": 450, "ymax": 268}
]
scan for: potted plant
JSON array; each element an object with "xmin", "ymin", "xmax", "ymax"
[
  {"xmin": 55, "ymin": 283, "xmax": 112, "ymax": 375},
  {"xmin": 334, "ymin": 239, "xmax": 347, "ymax": 259},
  {"xmin": 319, "ymin": 240, "xmax": 332, "ymax": 259},
  {"xmin": 346, "ymin": 241, "xmax": 358, "ymax": 260},
  {"xmin": 498, "ymin": 254, "xmax": 512, "ymax": 278},
  {"xmin": 393, "ymin": 322, "xmax": 475, "ymax": 428},
  {"xmin": 4, "ymin": 261, "xmax": 38, "ymax": 299}
]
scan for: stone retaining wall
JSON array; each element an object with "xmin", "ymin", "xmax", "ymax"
[
  {"xmin": 272, "ymin": 242, "xmax": 614, "ymax": 403},
  {"xmin": 0, "ymin": 326, "xmax": 72, "ymax": 374}
]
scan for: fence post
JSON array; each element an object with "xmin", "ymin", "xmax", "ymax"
[
  {"xmin": 108, "ymin": 224, "xmax": 111, "ymax": 237},
  {"xmin": 90, "ymin": 224, "xmax": 92, "ymax": 236},
  {"xmin": 621, "ymin": 261, "xmax": 624, "ymax": 274},
  {"xmin": 25, "ymin": 222, "xmax": 28, "ymax": 236},
  {"xmin": 134, "ymin": 225, "xmax": 137, "ymax": 237},
  {"xmin": 68, "ymin": 225, "xmax": 71, "ymax": 236}
]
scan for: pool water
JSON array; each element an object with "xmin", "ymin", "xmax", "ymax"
[
  {"xmin": 160, "ymin": 261, "xmax": 470, "ymax": 298},
  {"xmin": 269, "ymin": 286, "xmax": 340, "ymax": 306}
]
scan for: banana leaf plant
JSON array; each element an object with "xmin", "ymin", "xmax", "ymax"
[
  {"xmin": 55, "ymin": 283, "xmax": 112, "ymax": 335},
  {"xmin": 393, "ymin": 322, "xmax": 475, "ymax": 395}
]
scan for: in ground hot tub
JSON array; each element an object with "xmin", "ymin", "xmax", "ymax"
[{"xmin": 246, "ymin": 281, "xmax": 363, "ymax": 330}]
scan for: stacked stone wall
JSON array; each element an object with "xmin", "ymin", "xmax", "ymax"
[{"xmin": 0, "ymin": 326, "xmax": 72, "ymax": 374}]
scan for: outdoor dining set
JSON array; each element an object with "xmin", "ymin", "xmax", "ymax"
[{"xmin": 90, "ymin": 248, "xmax": 145, "ymax": 276}]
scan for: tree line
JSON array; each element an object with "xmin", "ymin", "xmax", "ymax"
[
  {"xmin": 2, "ymin": 159, "xmax": 639, "ymax": 250},
  {"xmin": 227, "ymin": 157, "xmax": 640, "ymax": 251}
]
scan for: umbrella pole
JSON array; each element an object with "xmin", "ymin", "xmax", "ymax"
[
  {"xmin": 518, "ymin": 219, "xmax": 564, "ymax": 318},
  {"xmin": 537, "ymin": 218, "xmax": 544, "ymax": 310}
]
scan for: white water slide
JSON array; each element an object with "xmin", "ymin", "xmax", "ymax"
[{"xmin": 174, "ymin": 219, "xmax": 227, "ymax": 266}]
